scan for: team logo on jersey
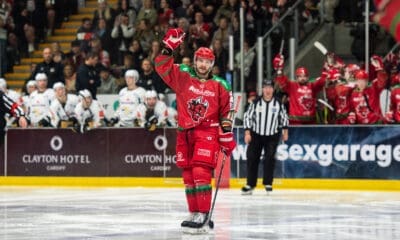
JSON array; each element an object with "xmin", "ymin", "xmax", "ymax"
[
  {"xmin": 299, "ymin": 95, "xmax": 313, "ymax": 110},
  {"xmin": 187, "ymin": 96, "xmax": 209, "ymax": 122}
]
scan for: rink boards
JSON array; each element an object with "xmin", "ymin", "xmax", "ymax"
[{"xmin": 1, "ymin": 126, "xmax": 400, "ymax": 190}]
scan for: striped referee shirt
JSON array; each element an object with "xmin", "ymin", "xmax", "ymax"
[
  {"xmin": 0, "ymin": 91, "xmax": 25, "ymax": 118},
  {"xmin": 244, "ymin": 97, "xmax": 289, "ymax": 136}
]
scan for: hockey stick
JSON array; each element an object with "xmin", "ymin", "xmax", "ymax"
[
  {"xmin": 314, "ymin": 41, "xmax": 328, "ymax": 55},
  {"xmin": 317, "ymin": 98, "xmax": 334, "ymax": 111},
  {"xmin": 208, "ymin": 95, "xmax": 242, "ymax": 229}
]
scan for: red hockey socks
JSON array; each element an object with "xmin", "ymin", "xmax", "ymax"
[
  {"xmin": 192, "ymin": 166, "xmax": 212, "ymax": 213},
  {"xmin": 182, "ymin": 168, "xmax": 198, "ymax": 212}
]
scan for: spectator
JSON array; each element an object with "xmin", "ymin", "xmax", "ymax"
[
  {"xmin": 111, "ymin": 13, "xmax": 135, "ymax": 65},
  {"xmin": 30, "ymin": 47, "xmax": 64, "ymax": 88},
  {"xmin": 186, "ymin": 0, "xmax": 216, "ymax": 24},
  {"xmin": 76, "ymin": 17, "xmax": 94, "ymax": 53},
  {"xmin": 65, "ymin": 40, "xmax": 84, "ymax": 71},
  {"xmin": 93, "ymin": 0, "xmax": 116, "ymax": 30},
  {"xmin": 76, "ymin": 51, "xmax": 101, "ymax": 99},
  {"xmin": 74, "ymin": 89, "xmax": 105, "ymax": 133},
  {"xmin": 128, "ymin": 39, "xmax": 147, "ymax": 70},
  {"xmin": 90, "ymin": 38, "xmax": 110, "ymax": 68},
  {"xmin": 188, "ymin": 11, "xmax": 211, "ymax": 46},
  {"xmin": 63, "ymin": 64, "xmax": 77, "ymax": 94},
  {"xmin": 50, "ymin": 82, "xmax": 80, "ymax": 128},
  {"xmin": 0, "ymin": 0, "xmax": 11, "ymax": 76},
  {"xmin": 211, "ymin": 16, "xmax": 232, "ymax": 49},
  {"xmin": 6, "ymin": 32, "xmax": 21, "ymax": 72},
  {"xmin": 177, "ymin": 17, "xmax": 190, "ymax": 33},
  {"xmin": 181, "ymin": 56, "xmax": 192, "ymax": 66},
  {"xmin": 93, "ymin": 18, "xmax": 113, "ymax": 54},
  {"xmin": 138, "ymin": 58, "xmax": 169, "ymax": 93},
  {"xmin": 135, "ymin": 0, "xmax": 157, "ymax": 29},
  {"xmin": 97, "ymin": 66, "xmax": 118, "ymax": 94},
  {"xmin": 12, "ymin": 0, "xmax": 35, "ymax": 56},
  {"xmin": 135, "ymin": 89, "xmax": 169, "ymax": 129},
  {"xmin": 211, "ymin": 38, "xmax": 229, "ymax": 78},
  {"xmin": 133, "ymin": 18, "xmax": 155, "ymax": 53},
  {"xmin": 158, "ymin": 0, "xmax": 174, "ymax": 29},
  {"xmin": 174, "ymin": 41, "xmax": 193, "ymax": 64},
  {"xmin": 147, "ymin": 39, "xmax": 161, "ymax": 63},
  {"xmin": 110, "ymin": 69, "xmax": 145, "ymax": 127},
  {"xmin": 50, "ymin": 42, "xmax": 66, "ymax": 64},
  {"xmin": 45, "ymin": 0, "xmax": 56, "ymax": 36},
  {"xmin": 116, "ymin": 0, "xmax": 137, "ymax": 25},
  {"xmin": 235, "ymin": 39, "xmax": 255, "ymax": 89},
  {"xmin": 27, "ymin": 73, "xmax": 55, "ymax": 127},
  {"xmin": 213, "ymin": 0, "xmax": 239, "ymax": 26}
]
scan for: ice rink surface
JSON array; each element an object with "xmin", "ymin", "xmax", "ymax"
[{"xmin": 1, "ymin": 186, "xmax": 400, "ymax": 240}]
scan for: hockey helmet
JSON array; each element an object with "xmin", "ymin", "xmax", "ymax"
[
  {"xmin": 79, "ymin": 89, "xmax": 92, "ymax": 99},
  {"xmin": 391, "ymin": 74, "xmax": 400, "ymax": 86},
  {"xmin": 328, "ymin": 68, "xmax": 341, "ymax": 81},
  {"xmin": 355, "ymin": 70, "xmax": 368, "ymax": 80},
  {"xmin": 194, "ymin": 47, "xmax": 215, "ymax": 62},
  {"xmin": 145, "ymin": 90, "xmax": 158, "ymax": 99},
  {"xmin": 125, "ymin": 69, "xmax": 139, "ymax": 80},
  {"xmin": 35, "ymin": 73, "xmax": 48, "ymax": 81},
  {"xmin": 295, "ymin": 67, "xmax": 309, "ymax": 77},
  {"xmin": 345, "ymin": 64, "xmax": 360, "ymax": 74},
  {"xmin": 53, "ymin": 82, "xmax": 65, "ymax": 90}
]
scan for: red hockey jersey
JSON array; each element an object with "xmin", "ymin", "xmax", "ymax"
[
  {"xmin": 326, "ymin": 82, "xmax": 355, "ymax": 123},
  {"xmin": 349, "ymin": 71, "xmax": 387, "ymax": 124},
  {"xmin": 390, "ymin": 85, "xmax": 400, "ymax": 123},
  {"xmin": 275, "ymin": 74, "xmax": 327, "ymax": 124},
  {"xmin": 155, "ymin": 55, "xmax": 232, "ymax": 129}
]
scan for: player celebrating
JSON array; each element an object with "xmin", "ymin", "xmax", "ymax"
[
  {"xmin": 348, "ymin": 56, "xmax": 387, "ymax": 124},
  {"xmin": 273, "ymin": 54, "xmax": 328, "ymax": 124},
  {"xmin": 155, "ymin": 28, "xmax": 236, "ymax": 233}
]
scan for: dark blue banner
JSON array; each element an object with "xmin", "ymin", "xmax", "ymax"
[{"xmin": 231, "ymin": 126, "xmax": 400, "ymax": 179}]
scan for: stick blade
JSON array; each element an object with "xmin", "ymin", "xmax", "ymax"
[{"xmin": 314, "ymin": 41, "xmax": 328, "ymax": 55}]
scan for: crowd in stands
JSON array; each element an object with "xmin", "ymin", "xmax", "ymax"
[{"xmin": 0, "ymin": 0, "xmax": 399, "ymax": 129}]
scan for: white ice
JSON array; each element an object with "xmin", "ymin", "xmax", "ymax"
[{"xmin": 1, "ymin": 187, "xmax": 400, "ymax": 240}]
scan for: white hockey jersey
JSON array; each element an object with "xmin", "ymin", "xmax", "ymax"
[
  {"xmin": 115, "ymin": 86, "xmax": 146, "ymax": 126},
  {"xmin": 50, "ymin": 94, "xmax": 80, "ymax": 127},
  {"xmin": 135, "ymin": 100, "xmax": 168, "ymax": 127},
  {"xmin": 27, "ymin": 89, "xmax": 55, "ymax": 126},
  {"xmin": 74, "ymin": 99, "xmax": 105, "ymax": 128}
]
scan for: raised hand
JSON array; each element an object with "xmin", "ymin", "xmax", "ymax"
[
  {"xmin": 371, "ymin": 55, "xmax": 384, "ymax": 71},
  {"xmin": 163, "ymin": 28, "xmax": 186, "ymax": 51}
]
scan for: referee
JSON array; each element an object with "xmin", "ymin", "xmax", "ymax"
[{"xmin": 241, "ymin": 79, "xmax": 289, "ymax": 195}]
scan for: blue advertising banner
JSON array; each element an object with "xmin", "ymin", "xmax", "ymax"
[{"xmin": 231, "ymin": 126, "xmax": 400, "ymax": 179}]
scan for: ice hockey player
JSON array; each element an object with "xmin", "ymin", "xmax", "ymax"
[
  {"xmin": 74, "ymin": 89, "xmax": 105, "ymax": 133},
  {"xmin": 135, "ymin": 90, "xmax": 168, "ymax": 130},
  {"xmin": 109, "ymin": 69, "xmax": 145, "ymax": 127},
  {"xmin": 50, "ymin": 82, "xmax": 80, "ymax": 128},
  {"xmin": 155, "ymin": 28, "xmax": 236, "ymax": 234},
  {"xmin": 27, "ymin": 73, "xmax": 55, "ymax": 127}
]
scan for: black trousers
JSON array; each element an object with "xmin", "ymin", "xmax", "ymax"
[{"xmin": 246, "ymin": 132, "xmax": 280, "ymax": 187}]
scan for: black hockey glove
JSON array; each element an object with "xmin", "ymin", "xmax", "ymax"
[
  {"xmin": 38, "ymin": 117, "xmax": 51, "ymax": 127},
  {"xmin": 144, "ymin": 115, "xmax": 158, "ymax": 131}
]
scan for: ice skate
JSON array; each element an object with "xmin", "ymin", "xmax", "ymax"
[
  {"xmin": 265, "ymin": 185, "xmax": 273, "ymax": 195},
  {"xmin": 241, "ymin": 185, "xmax": 254, "ymax": 195},
  {"xmin": 183, "ymin": 213, "xmax": 211, "ymax": 234},
  {"xmin": 181, "ymin": 212, "xmax": 197, "ymax": 227}
]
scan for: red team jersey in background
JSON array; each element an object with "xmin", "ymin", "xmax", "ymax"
[
  {"xmin": 326, "ymin": 83, "xmax": 355, "ymax": 124},
  {"xmin": 349, "ymin": 71, "xmax": 387, "ymax": 124},
  {"xmin": 275, "ymin": 74, "xmax": 327, "ymax": 124},
  {"xmin": 390, "ymin": 85, "xmax": 400, "ymax": 123}
]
